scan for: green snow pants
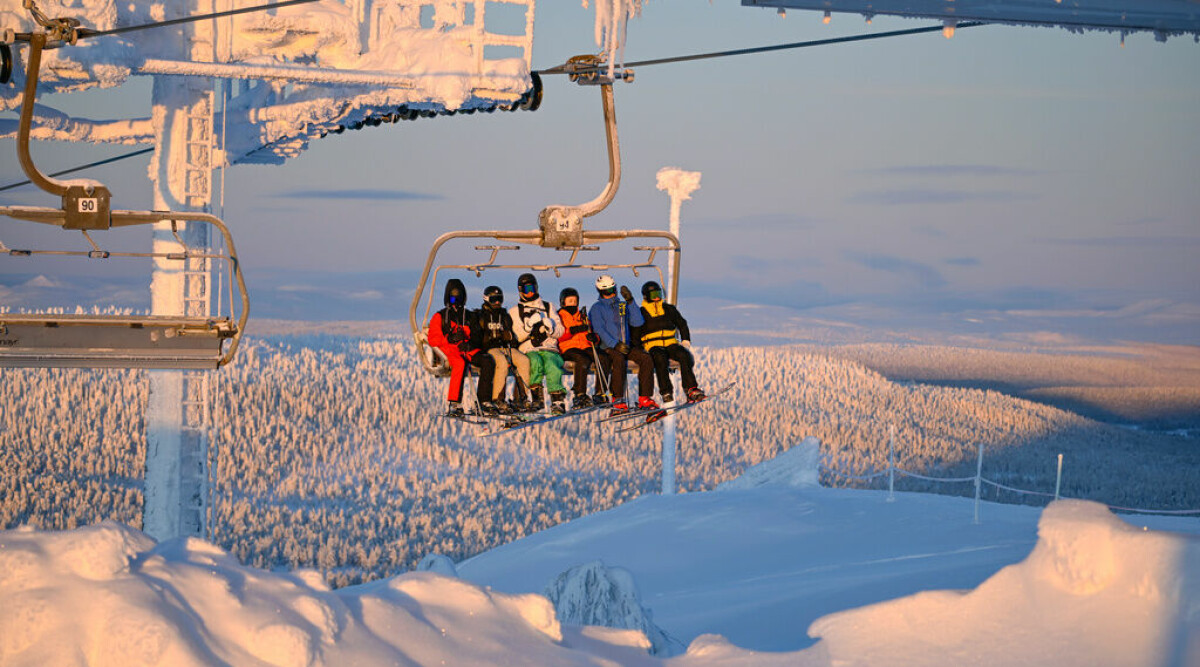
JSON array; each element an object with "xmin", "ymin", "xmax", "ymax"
[{"xmin": 527, "ymin": 349, "xmax": 565, "ymax": 394}]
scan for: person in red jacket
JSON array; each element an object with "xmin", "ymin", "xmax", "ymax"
[
  {"xmin": 557, "ymin": 287, "xmax": 606, "ymax": 409},
  {"xmin": 427, "ymin": 278, "xmax": 495, "ymax": 416}
]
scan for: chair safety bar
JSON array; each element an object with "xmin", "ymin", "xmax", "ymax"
[
  {"xmin": 410, "ymin": 229, "xmax": 680, "ymax": 377},
  {"xmin": 0, "ymin": 207, "xmax": 250, "ymax": 369}
]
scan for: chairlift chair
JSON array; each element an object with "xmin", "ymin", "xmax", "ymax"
[
  {"xmin": 0, "ymin": 26, "xmax": 249, "ymax": 370},
  {"xmin": 410, "ymin": 56, "xmax": 680, "ymax": 379}
]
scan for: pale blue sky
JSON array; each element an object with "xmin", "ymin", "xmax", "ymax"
[{"xmin": 2, "ymin": 1, "xmax": 1198, "ymax": 342}]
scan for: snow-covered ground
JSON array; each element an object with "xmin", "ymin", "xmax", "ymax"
[{"xmin": 2, "ymin": 449, "xmax": 1197, "ymax": 666}]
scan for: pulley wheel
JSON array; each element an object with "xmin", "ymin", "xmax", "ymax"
[{"xmin": 0, "ymin": 43, "xmax": 12, "ymax": 85}]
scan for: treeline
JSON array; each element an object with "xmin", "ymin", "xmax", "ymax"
[{"xmin": 2, "ymin": 335, "xmax": 1197, "ymax": 587}]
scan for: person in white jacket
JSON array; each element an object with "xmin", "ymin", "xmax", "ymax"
[{"xmin": 508, "ymin": 273, "xmax": 567, "ymax": 414}]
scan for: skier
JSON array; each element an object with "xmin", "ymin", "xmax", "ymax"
[
  {"xmin": 590, "ymin": 274, "xmax": 656, "ymax": 416},
  {"xmin": 426, "ymin": 278, "xmax": 495, "ymax": 417},
  {"xmin": 636, "ymin": 280, "xmax": 706, "ymax": 404},
  {"xmin": 509, "ymin": 273, "xmax": 568, "ymax": 415},
  {"xmin": 557, "ymin": 287, "xmax": 605, "ymax": 409},
  {"xmin": 477, "ymin": 285, "xmax": 528, "ymax": 414}
]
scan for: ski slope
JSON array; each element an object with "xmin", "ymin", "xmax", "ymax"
[{"xmin": 1, "ymin": 447, "xmax": 1197, "ymax": 666}]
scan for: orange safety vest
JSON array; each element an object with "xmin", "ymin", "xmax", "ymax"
[{"xmin": 558, "ymin": 308, "xmax": 593, "ymax": 352}]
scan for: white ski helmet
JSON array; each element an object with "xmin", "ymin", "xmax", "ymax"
[{"xmin": 595, "ymin": 274, "xmax": 616, "ymax": 291}]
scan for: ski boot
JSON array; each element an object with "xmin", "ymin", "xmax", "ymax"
[
  {"xmin": 493, "ymin": 400, "xmax": 514, "ymax": 415},
  {"xmin": 446, "ymin": 402, "xmax": 465, "ymax": 418},
  {"xmin": 549, "ymin": 391, "xmax": 567, "ymax": 416},
  {"xmin": 686, "ymin": 386, "xmax": 706, "ymax": 403},
  {"xmin": 608, "ymin": 400, "xmax": 629, "ymax": 418},
  {"xmin": 637, "ymin": 396, "xmax": 660, "ymax": 410},
  {"xmin": 480, "ymin": 401, "xmax": 500, "ymax": 416},
  {"xmin": 660, "ymin": 392, "xmax": 675, "ymax": 405},
  {"xmin": 529, "ymin": 385, "xmax": 545, "ymax": 412},
  {"xmin": 593, "ymin": 393, "xmax": 609, "ymax": 406},
  {"xmin": 573, "ymin": 393, "xmax": 592, "ymax": 409}
]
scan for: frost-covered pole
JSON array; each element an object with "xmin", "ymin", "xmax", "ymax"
[
  {"xmin": 887, "ymin": 425, "xmax": 896, "ymax": 503},
  {"xmin": 655, "ymin": 168, "xmax": 700, "ymax": 496},
  {"xmin": 1054, "ymin": 453, "xmax": 1063, "ymax": 500},
  {"xmin": 144, "ymin": 2, "xmax": 217, "ymax": 541},
  {"xmin": 973, "ymin": 441, "xmax": 985, "ymax": 525}
]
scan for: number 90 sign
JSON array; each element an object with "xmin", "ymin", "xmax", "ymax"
[{"xmin": 78, "ymin": 198, "xmax": 98, "ymax": 213}]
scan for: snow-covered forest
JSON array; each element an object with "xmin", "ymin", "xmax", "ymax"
[{"xmin": 2, "ymin": 334, "xmax": 1197, "ymax": 586}]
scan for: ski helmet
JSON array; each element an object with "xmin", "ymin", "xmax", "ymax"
[
  {"xmin": 444, "ymin": 278, "xmax": 466, "ymax": 307},
  {"xmin": 642, "ymin": 280, "xmax": 664, "ymax": 301},
  {"xmin": 559, "ymin": 287, "xmax": 579, "ymax": 305},
  {"xmin": 595, "ymin": 274, "xmax": 616, "ymax": 292},
  {"xmin": 483, "ymin": 285, "xmax": 504, "ymax": 305},
  {"xmin": 517, "ymin": 273, "xmax": 539, "ymax": 302}
]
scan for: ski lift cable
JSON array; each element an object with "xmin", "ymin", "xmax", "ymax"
[
  {"xmin": 0, "ymin": 19, "xmax": 982, "ymax": 192},
  {"xmin": 0, "ymin": 147, "xmax": 153, "ymax": 193},
  {"xmin": 70, "ymin": 0, "xmax": 323, "ymax": 40},
  {"xmin": 536, "ymin": 21, "xmax": 985, "ymax": 75}
]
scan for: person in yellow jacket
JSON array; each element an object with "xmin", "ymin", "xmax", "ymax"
[{"xmin": 636, "ymin": 280, "xmax": 705, "ymax": 404}]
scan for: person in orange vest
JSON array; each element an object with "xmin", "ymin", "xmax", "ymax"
[
  {"xmin": 636, "ymin": 280, "xmax": 705, "ymax": 404},
  {"xmin": 557, "ymin": 287, "xmax": 606, "ymax": 409}
]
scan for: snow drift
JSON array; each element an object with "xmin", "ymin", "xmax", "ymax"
[{"xmin": 1, "ymin": 493, "xmax": 1196, "ymax": 666}]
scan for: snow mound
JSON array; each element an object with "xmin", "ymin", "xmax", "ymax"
[
  {"xmin": 0, "ymin": 521, "xmax": 654, "ymax": 666},
  {"xmin": 544, "ymin": 560, "xmax": 680, "ymax": 656},
  {"xmin": 415, "ymin": 553, "xmax": 459, "ymax": 577},
  {"xmin": 717, "ymin": 437, "xmax": 822, "ymax": 490},
  {"xmin": 807, "ymin": 499, "xmax": 1200, "ymax": 667}
]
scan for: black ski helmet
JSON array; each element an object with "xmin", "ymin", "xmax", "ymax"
[
  {"xmin": 483, "ymin": 285, "xmax": 504, "ymax": 305},
  {"xmin": 444, "ymin": 278, "xmax": 467, "ymax": 307},
  {"xmin": 559, "ymin": 287, "xmax": 579, "ymax": 305},
  {"xmin": 517, "ymin": 273, "xmax": 539, "ymax": 302},
  {"xmin": 642, "ymin": 280, "xmax": 664, "ymax": 300}
]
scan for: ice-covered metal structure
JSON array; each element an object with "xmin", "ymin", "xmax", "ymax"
[{"xmin": 1, "ymin": 0, "xmax": 538, "ymax": 541}]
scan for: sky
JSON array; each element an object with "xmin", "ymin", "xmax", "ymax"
[{"xmin": 1, "ymin": 0, "xmax": 1198, "ymax": 343}]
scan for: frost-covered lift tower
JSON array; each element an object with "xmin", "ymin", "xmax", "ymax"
[{"xmin": 1, "ymin": 0, "xmax": 539, "ymax": 540}]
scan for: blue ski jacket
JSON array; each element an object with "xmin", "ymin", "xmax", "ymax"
[{"xmin": 590, "ymin": 294, "xmax": 644, "ymax": 349}]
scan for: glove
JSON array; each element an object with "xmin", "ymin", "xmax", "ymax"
[
  {"xmin": 620, "ymin": 286, "xmax": 634, "ymax": 302},
  {"xmin": 569, "ymin": 324, "xmax": 589, "ymax": 335},
  {"xmin": 615, "ymin": 342, "xmax": 630, "ymax": 355},
  {"xmin": 586, "ymin": 332, "xmax": 601, "ymax": 345},
  {"xmin": 447, "ymin": 328, "xmax": 467, "ymax": 344},
  {"xmin": 530, "ymin": 322, "xmax": 547, "ymax": 347},
  {"xmin": 680, "ymin": 340, "xmax": 692, "ymax": 350}
]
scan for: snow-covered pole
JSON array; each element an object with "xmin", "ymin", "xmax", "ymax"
[
  {"xmin": 655, "ymin": 168, "xmax": 700, "ymax": 496},
  {"xmin": 887, "ymin": 425, "xmax": 896, "ymax": 503},
  {"xmin": 1054, "ymin": 453, "xmax": 1063, "ymax": 500},
  {"xmin": 973, "ymin": 441, "xmax": 985, "ymax": 525}
]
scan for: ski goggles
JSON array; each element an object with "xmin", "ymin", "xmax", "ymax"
[
  {"xmin": 646, "ymin": 288, "xmax": 663, "ymax": 301},
  {"xmin": 487, "ymin": 294, "xmax": 504, "ymax": 305},
  {"xmin": 519, "ymin": 283, "xmax": 537, "ymax": 296},
  {"xmin": 447, "ymin": 292, "xmax": 464, "ymax": 305},
  {"xmin": 598, "ymin": 286, "xmax": 616, "ymax": 297}
]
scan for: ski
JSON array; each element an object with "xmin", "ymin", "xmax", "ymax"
[
  {"xmin": 614, "ymin": 382, "xmax": 738, "ymax": 433},
  {"xmin": 440, "ymin": 412, "xmax": 490, "ymax": 426},
  {"xmin": 597, "ymin": 405, "xmax": 663, "ymax": 424},
  {"xmin": 481, "ymin": 402, "xmax": 610, "ymax": 436}
]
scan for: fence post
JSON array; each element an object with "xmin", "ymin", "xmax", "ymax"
[
  {"xmin": 887, "ymin": 425, "xmax": 896, "ymax": 503},
  {"xmin": 973, "ymin": 441, "xmax": 984, "ymax": 525},
  {"xmin": 1054, "ymin": 453, "xmax": 1063, "ymax": 500}
]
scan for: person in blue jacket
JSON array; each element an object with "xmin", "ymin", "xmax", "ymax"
[{"xmin": 590, "ymin": 274, "xmax": 657, "ymax": 416}]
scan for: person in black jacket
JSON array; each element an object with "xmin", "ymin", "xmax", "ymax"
[
  {"xmin": 426, "ymin": 278, "xmax": 495, "ymax": 416},
  {"xmin": 477, "ymin": 285, "xmax": 528, "ymax": 414},
  {"xmin": 635, "ymin": 280, "xmax": 705, "ymax": 404}
]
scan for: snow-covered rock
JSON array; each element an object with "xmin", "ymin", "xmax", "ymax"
[
  {"xmin": 415, "ymin": 552, "xmax": 458, "ymax": 577},
  {"xmin": 544, "ymin": 560, "xmax": 681, "ymax": 656},
  {"xmin": 717, "ymin": 436, "xmax": 822, "ymax": 490}
]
